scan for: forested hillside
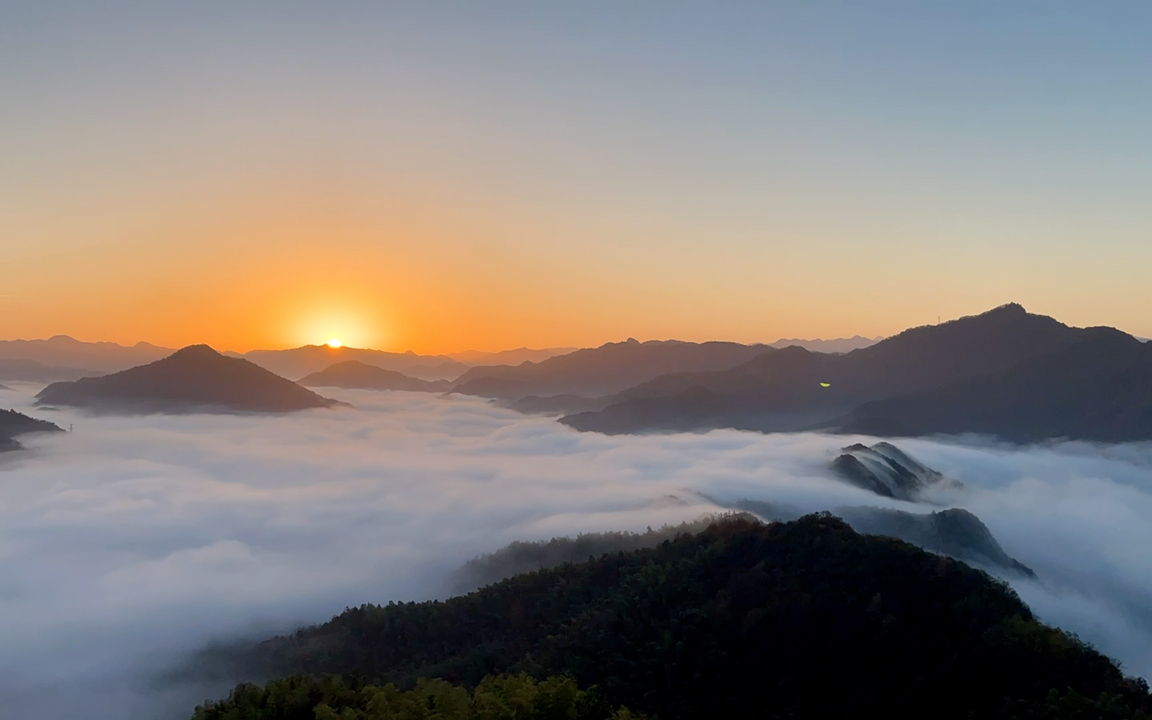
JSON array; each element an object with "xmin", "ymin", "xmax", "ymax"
[{"xmin": 204, "ymin": 516, "xmax": 1152, "ymax": 719}]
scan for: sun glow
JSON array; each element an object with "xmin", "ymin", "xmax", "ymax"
[{"xmin": 327, "ymin": 339, "xmax": 342, "ymax": 349}]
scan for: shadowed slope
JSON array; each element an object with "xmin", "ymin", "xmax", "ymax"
[
  {"xmin": 0, "ymin": 408, "xmax": 63, "ymax": 452},
  {"xmin": 562, "ymin": 304, "xmax": 1118, "ymax": 436},
  {"xmin": 826, "ymin": 328, "xmax": 1152, "ymax": 442},
  {"xmin": 36, "ymin": 345, "xmax": 338, "ymax": 414},
  {"xmin": 299, "ymin": 361, "xmax": 451, "ymax": 392}
]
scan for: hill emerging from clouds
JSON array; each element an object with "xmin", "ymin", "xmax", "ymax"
[
  {"xmin": 0, "ymin": 408, "xmax": 63, "ymax": 452},
  {"xmin": 36, "ymin": 345, "xmax": 339, "ymax": 414}
]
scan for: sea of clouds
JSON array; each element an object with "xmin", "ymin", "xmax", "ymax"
[{"xmin": 2, "ymin": 384, "xmax": 1152, "ymax": 718}]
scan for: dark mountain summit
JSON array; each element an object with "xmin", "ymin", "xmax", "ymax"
[
  {"xmin": 562, "ymin": 304, "xmax": 1146, "ymax": 442},
  {"xmin": 299, "ymin": 361, "xmax": 451, "ymax": 392},
  {"xmin": 196, "ymin": 516, "xmax": 1146, "ymax": 720},
  {"xmin": 0, "ymin": 408, "xmax": 63, "ymax": 452},
  {"xmin": 453, "ymin": 339, "xmax": 772, "ymax": 400},
  {"xmin": 35, "ymin": 345, "xmax": 338, "ymax": 414},
  {"xmin": 825, "ymin": 327, "xmax": 1152, "ymax": 442}
]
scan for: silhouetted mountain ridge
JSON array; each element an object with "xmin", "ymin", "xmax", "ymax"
[
  {"xmin": 36, "ymin": 345, "xmax": 338, "ymax": 414},
  {"xmin": 0, "ymin": 408, "xmax": 63, "ymax": 452},
  {"xmin": 299, "ymin": 361, "xmax": 451, "ymax": 392},
  {"xmin": 452, "ymin": 339, "xmax": 772, "ymax": 400},
  {"xmin": 563, "ymin": 304, "xmax": 1150, "ymax": 442}
]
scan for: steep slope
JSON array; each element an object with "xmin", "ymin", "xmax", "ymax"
[
  {"xmin": 836, "ymin": 507, "xmax": 1036, "ymax": 578},
  {"xmin": 201, "ymin": 517, "xmax": 1149, "ymax": 720},
  {"xmin": 830, "ymin": 441, "xmax": 953, "ymax": 499},
  {"xmin": 826, "ymin": 327, "xmax": 1152, "ymax": 442},
  {"xmin": 299, "ymin": 361, "xmax": 451, "ymax": 392},
  {"xmin": 453, "ymin": 339, "xmax": 772, "ymax": 400},
  {"xmin": 243, "ymin": 346, "xmax": 468, "ymax": 381},
  {"xmin": 36, "ymin": 345, "xmax": 338, "ymax": 414},
  {"xmin": 0, "ymin": 408, "xmax": 64, "ymax": 452},
  {"xmin": 563, "ymin": 304, "xmax": 1104, "ymax": 435}
]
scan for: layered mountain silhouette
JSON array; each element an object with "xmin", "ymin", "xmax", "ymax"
[
  {"xmin": 768, "ymin": 335, "xmax": 880, "ymax": 353},
  {"xmin": 561, "ymin": 303, "xmax": 1152, "ymax": 443},
  {"xmin": 0, "ymin": 335, "xmax": 170, "ymax": 373},
  {"xmin": 0, "ymin": 358, "xmax": 102, "ymax": 383},
  {"xmin": 241, "ymin": 346, "xmax": 469, "ymax": 381},
  {"xmin": 825, "ymin": 327, "xmax": 1152, "ymax": 442},
  {"xmin": 452, "ymin": 339, "xmax": 772, "ymax": 400},
  {"xmin": 299, "ymin": 361, "xmax": 451, "ymax": 392},
  {"xmin": 36, "ymin": 345, "xmax": 338, "ymax": 414},
  {"xmin": 447, "ymin": 346, "xmax": 578, "ymax": 366},
  {"xmin": 0, "ymin": 408, "xmax": 63, "ymax": 452}
]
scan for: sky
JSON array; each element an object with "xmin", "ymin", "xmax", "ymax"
[
  {"xmin": 3, "ymin": 384, "xmax": 1152, "ymax": 718},
  {"xmin": 3, "ymin": 2, "xmax": 1151, "ymax": 352}
]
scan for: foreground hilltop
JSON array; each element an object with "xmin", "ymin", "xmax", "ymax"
[
  {"xmin": 36, "ymin": 345, "xmax": 338, "ymax": 414},
  {"xmin": 200, "ymin": 516, "xmax": 1150, "ymax": 719}
]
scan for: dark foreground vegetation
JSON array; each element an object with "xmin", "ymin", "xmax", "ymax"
[
  {"xmin": 201, "ymin": 516, "xmax": 1151, "ymax": 719},
  {"xmin": 193, "ymin": 673, "xmax": 641, "ymax": 720},
  {"xmin": 0, "ymin": 407, "xmax": 63, "ymax": 452}
]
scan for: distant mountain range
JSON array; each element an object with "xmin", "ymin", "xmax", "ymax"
[
  {"xmin": 0, "ymin": 358, "xmax": 103, "ymax": 383},
  {"xmin": 451, "ymin": 339, "xmax": 772, "ymax": 400},
  {"xmin": 446, "ymin": 346, "xmax": 578, "ymax": 366},
  {"xmin": 0, "ymin": 336, "xmax": 169, "ymax": 375},
  {"xmin": 36, "ymin": 345, "xmax": 338, "ymax": 414},
  {"xmin": 238, "ymin": 346, "xmax": 469, "ymax": 382},
  {"xmin": 299, "ymin": 360, "xmax": 452, "ymax": 392},
  {"xmin": 560, "ymin": 303, "xmax": 1152, "ymax": 443},
  {"xmin": 768, "ymin": 335, "xmax": 881, "ymax": 353}
]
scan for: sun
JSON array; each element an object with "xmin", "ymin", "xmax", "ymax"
[{"xmin": 327, "ymin": 338, "xmax": 342, "ymax": 349}]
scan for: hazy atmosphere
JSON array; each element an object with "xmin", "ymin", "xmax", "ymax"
[
  {"xmin": 4, "ymin": 2, "xmax": 1152, "ymax": 351},
  {"xmin": 3, "ymin": 383, "xmax": 1152, "ymax": 718},
  {"xmin": 5, "ymin": 4, "xmax": 1152, "ymax": 720}
]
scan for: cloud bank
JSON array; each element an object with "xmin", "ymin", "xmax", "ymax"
[{"xmin": 1, "ymin": 383, "xmax": 1151, "ymax": 718}]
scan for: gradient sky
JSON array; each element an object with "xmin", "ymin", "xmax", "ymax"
[{"xmin": 3, "ymin": 2, "xmax": 1150, "ymax": 352}]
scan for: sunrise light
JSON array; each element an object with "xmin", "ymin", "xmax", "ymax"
[{"xmin": 327, "ymin": 339, "xmax": 342, "ymax": 349}]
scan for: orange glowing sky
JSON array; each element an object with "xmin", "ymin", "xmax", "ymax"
[{"xmin": 4, "ymin": 4, "xmax": 1151, "ymax": 353}]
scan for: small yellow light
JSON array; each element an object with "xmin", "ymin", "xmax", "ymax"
[
  {"xmin": 327, "ymin": 339, "xmax": 342, "ymax": 349},
  {"xmin": 819, "ymin": 382, "xmax": 831, "ymax": 388}
]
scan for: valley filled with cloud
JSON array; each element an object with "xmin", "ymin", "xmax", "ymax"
[{"xmin": 2, "ymin": 384, "xmax": 1151, "ymax": 719}]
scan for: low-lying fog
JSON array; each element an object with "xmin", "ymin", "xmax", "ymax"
[{"xmin": 2, "ymin": 384, "xmax": 1152, "ymax": 719}]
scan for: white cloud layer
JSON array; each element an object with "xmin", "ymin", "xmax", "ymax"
[{"xmin": 1, "ymin": 383, "xmax": 1152, "ymax": 718}]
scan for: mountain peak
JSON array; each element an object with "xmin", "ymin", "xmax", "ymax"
[
  {"xmin": 167, "ymin": 344, "xmax": 223, "ymax": 360},
  {"xmin": 982, "ymin": 302, "xmax": 1027, "ymax": 318}
]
